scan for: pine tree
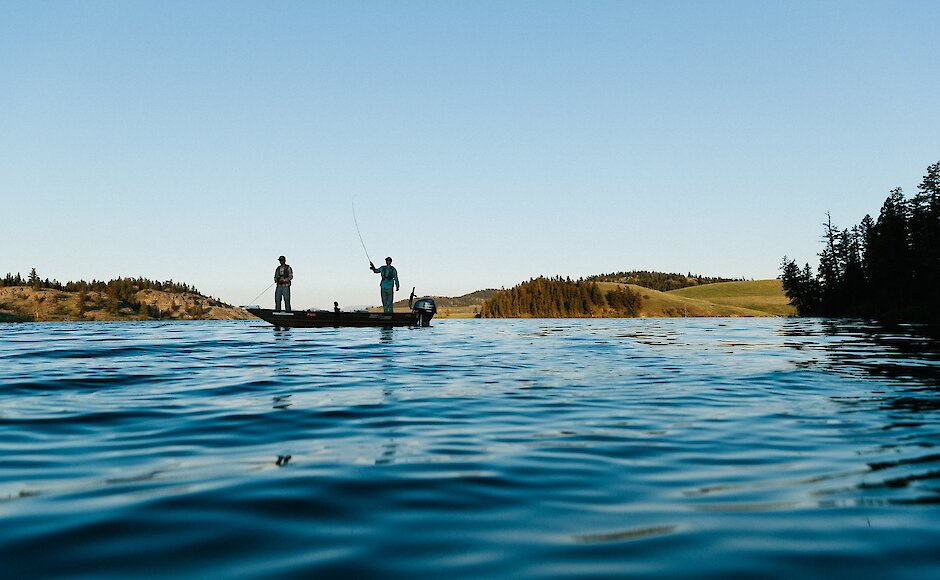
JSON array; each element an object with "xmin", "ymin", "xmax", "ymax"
[
  {"xmin": 76, "ymin": 289, "xmax": 88, "ymax": 316},
  {"xmin": 868, "ymin": 187, "xmax": 911, "ymax": 311},
  {"xmin": 910, "ymin": 162, "xmax": 940, "ymax": 296},
  {"xmin": 782, "ymin": 161, "xmax": 940, "ymax": 321}
]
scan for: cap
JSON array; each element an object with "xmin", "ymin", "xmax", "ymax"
[{"xmin": 278, "ymin": 255, "xmax": 286, "ymax": 261}]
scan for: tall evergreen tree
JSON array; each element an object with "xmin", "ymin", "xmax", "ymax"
[
  {"xmin": 782, "ymin": 161, "xmax": 940, "ymax": 321},
  {"xmin": 817, "ymin": 214, "xmax": 843, "ymax": 313},
  {"xmin": 910, "ymin": 162, "xmax": 940, "ymax": 295},
  {"xmin": 868, "ymin": 187, "xmax": 911, "ymax": 311}
]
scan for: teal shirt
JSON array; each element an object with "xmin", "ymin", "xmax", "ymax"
[{"xmin": 374, "ymin": 265, "xmax": 399, "ymax": 290}]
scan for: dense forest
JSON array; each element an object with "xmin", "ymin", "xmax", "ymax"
[
  {"xmin": 585, "ymin": 271, "xmax": 742, "ymax": 292},
  {"xmin": 481, "ymin": 277, "xmax": 641, "ymax": 318},
  {"xmin": 781, "ymin": 161, "xmax": 940, "ymax": 322}
]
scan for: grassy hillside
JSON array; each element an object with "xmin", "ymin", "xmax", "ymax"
[
  {"xmin": 592, "ymin": 282, "xmax": 776, "ymax": 317},
  {"xmin": 476, "ymin": 277, "xmax": 791, "ymax": 319},
  {"xmin": 667, "ymin": 279, "xmax": 795, "ymax": 317},
  {"xmin": 0, "ymin": 287, "xmax": 251, "ymax": 322}
]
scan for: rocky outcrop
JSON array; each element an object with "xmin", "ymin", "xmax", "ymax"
[{"xmin": 0, "ymin": 287, "xmax": 251, "ymax": 322}]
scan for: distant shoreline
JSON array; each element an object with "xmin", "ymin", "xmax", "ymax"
[
  {"xmin": 1, "ymin": 279, "xmax": 794, "ymax": 322},
  {"xmin": 0, "ymin": 286, "xmax": 251, "ymax": 322}
]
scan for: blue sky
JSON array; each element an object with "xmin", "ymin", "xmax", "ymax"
[{"xmin": 2, "ymin": 1, "xmax": 938, "ymax": 308}]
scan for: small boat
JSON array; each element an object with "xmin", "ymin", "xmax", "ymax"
[{"xmin": 246, "ymin": 296, "xmax": 437, "ymax": 328}]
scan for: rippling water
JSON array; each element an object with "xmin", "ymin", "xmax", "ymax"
[{"xmin": 2, "ymin": 318, "xmax": 939, "ymax": 578}]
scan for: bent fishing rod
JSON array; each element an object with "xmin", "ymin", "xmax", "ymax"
[{"xmin": 352, "ymin": 197, "xmax": 373, "ymax": 265}]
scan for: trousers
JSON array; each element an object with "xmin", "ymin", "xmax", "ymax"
[
  {"xmin": 275, "ymin": 285, "xmax": 291, "ymax": 312},
  {"xmin": 381, "ymin": 286, "xmax": 394, "ymax": 313}
]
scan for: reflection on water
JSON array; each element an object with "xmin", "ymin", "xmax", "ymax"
[
  {"xmin": 780, "ymin": 319, "xmax": 940, "ymax": 382},
  {"xmin": 0, "ymin": 318, "xmax": 939, "ymax": 578}
]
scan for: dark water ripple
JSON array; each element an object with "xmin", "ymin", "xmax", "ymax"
[{"xmin": 2, "ymin": 318, "xmax": 940, "ymax": 578}]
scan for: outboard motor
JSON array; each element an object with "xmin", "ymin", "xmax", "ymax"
[{"xmin": 411, "ymin": 297, "xmax": 437, "ymax": 327}]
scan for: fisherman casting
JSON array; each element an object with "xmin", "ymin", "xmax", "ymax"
[{"xmin": 370, "ymin": 257, "xmax": 400, "ymax": 313}]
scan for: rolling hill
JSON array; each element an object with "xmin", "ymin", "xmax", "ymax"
[
  {"xmin": 478, "ymin": 278, "xmax": 794, "ymax": 318},
  {"xmin": 666, "ymin": 279, "xmax": 795, "ymax": 317},
  {"xmin": 590, "ymin": 282, "xmax": 783, "ymax": 317}
]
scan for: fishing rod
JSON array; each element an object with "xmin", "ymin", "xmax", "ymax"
[
  {"xmin": 351, "ymin": 197, "xmax": 373, "ymax": 264},
  {"xmin": 247, "ymin": 198, "xmax": 370, "ymax": 308},
  {"xmin": 245, "ymin": 282, "xmax": 275, "ymax": 306}
]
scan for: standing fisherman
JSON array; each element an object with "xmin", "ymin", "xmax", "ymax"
[
  {"xmin": 370, "ymin": 257, "xmax": 399, "ymax": 313},
  {"xmin": 274, "ymin": 255, "xmax": 293, "ymax": 312}
]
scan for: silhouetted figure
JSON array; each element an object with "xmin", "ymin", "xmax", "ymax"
[{"xmin": 274, "ymin": 255, "xmax": 293, "ymax": 311}]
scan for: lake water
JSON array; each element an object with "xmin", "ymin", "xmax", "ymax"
[{"xmin": 1, "ymin": 318, "xmax": 939, "ymax": 578}]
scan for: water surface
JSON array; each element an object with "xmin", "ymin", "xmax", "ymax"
[{"xmin": 1, "ymin": 318, "xmax": 939, "ymax": 578}]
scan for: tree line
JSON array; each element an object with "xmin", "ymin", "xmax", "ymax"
[
  {"xmin": 480, "ymin": 276, "xmax": 641, "ymax": 318},
  {"xmin": 1, "ymin": 270, "xmax": 212, "ymax": 318},
  {"xmin": 585, "ymin": 270, "xmax": 742, "ymax": 292},
  {"xmin": 2, "ymin": 269, "xmax": 202, "ymax": 296},
  {"xmin": 781, "ymin": 161, "xmax": 940, "ymax": 321}
]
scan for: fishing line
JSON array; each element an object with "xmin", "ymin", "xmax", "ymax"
[
  {"xmin": 246, "ymin": 282, "xmax": 275, "ymax": 306},
  {"xmin": 352, "ymin": 197, "xmax": 372, "ymax": 264}
]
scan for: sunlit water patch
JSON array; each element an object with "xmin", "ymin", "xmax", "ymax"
[{"xmin": 1, "ymin": 318, "xmax": 939, "ymax": 578}]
